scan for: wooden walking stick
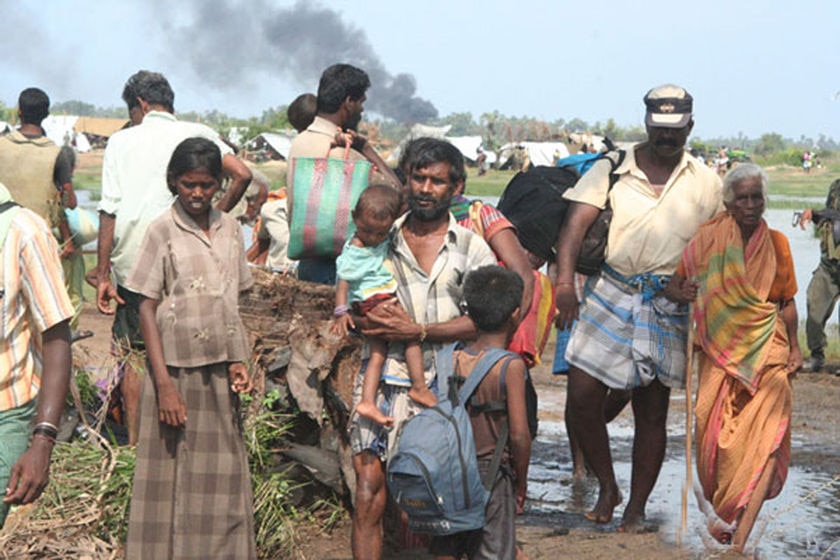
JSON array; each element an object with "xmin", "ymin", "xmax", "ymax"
[{"xmin": 678, "ymin": 302, "xmax": 695, "ymax": 546}]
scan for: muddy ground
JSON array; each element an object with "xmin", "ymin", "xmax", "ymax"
[{"xmin": 72, "ymin": 302, "xmax": 840, "ymax": 559}]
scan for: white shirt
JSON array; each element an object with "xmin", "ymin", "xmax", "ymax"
[
  {"xmin": 258, "ymin": 197, "xmax": 294, "ymax": 271},
  {"xmin": 564, "ymin": 144, "xmax": 722, "ymax": 276},
  {"xmin": 98, "ymin": 111, "xmax": 232, "ymax": 285}
]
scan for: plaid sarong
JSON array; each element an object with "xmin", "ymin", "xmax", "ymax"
[
  {"xmin": 126, "ymin": 362, "xmax": 255, "ymax": 559},
  {"xmin": 566, "ymin": 272, "xmax": 689, "ymax": 390}
]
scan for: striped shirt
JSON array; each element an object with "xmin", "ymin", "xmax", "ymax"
[
  {"xmin": 382, "ymin": 213, "xmax": 496, "ymax": 385},
  {"xmin": 124, "ymin": 203, "xmax": 253, "ymax": 368},
  {"xmin": 454, "ymin": 198, "xmax": 515, "ymax": 246},
  {"xmin": 1, "ymin": 207, "xmax": 74, "ymax": 410}
]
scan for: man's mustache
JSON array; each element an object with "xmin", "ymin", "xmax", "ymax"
[{"xmin": 655, "ymin": 138, "xmax": 679, "ymax": 147}]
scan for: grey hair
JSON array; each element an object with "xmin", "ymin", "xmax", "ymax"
[{"xmin": 722, "ymin": 162, "xmax": 768, "ymax": 204}]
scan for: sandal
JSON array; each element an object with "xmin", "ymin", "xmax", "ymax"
[{"xmin": 71, "ymin": 330, "xmax": 94, "ymax": 343}]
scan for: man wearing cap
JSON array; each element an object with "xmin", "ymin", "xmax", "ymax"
[{"xmin": 554, "ymin": 84, "xmax": 722, "ymax": 532}]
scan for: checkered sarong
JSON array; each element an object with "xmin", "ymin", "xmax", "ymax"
[
  {"xmin": 348, "ymin": 359, "xmax": 427, "ymax": 462},
  {"xmin": 566, "ymin": 272, "xmax": 689, "ymax": 390},
  {"xmin": 126, "ymin": 363, "xmax": 255, "ymax": 559}
]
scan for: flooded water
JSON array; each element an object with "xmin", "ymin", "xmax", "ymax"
[{"xmin": 524, "ymin": 395, "xmax": 840, "ymax": 559}]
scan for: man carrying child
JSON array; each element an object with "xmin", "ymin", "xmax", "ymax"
[{"xmin": 349, "ymin": 139, "xmax": 496, "ymax": 559}]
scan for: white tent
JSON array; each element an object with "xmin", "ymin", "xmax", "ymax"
[
  {"xmin": 386, "ymin": 123, "xmax": 452, "ymax": 166},
  {"xmin": 497, "ymin": 141, "xmax": 569, "ymax": 168},
  {"xmin": 41, "ymin": 115, "xmax": 78, "ymax": 147},
  {"xmin": 248, "ymin": 131, "xmax": 295, "ymax": 160},
  {"xmin": 16, "ymin": 115, "xmax": 93, "ymax": 153},
  {"xmin": 445, "ymin": 135, "xmax": 497, "ymax": 165},
  {"xmin": 227, "ymin": 126, "xmax": 249, "ymax": 148}
]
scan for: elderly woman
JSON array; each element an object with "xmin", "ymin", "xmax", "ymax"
[{"xmin": 665, "ymin": 163, "xmax": 801, "ymax": 552}]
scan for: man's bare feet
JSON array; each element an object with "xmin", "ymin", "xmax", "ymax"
[
  {"xmin": 571, "ymin": 447, "xmax": 593, "ymax": 480},
  {"xmin": 572, "ymin": 465, "xmax": 588, "ymax": 481},
  {"xmin": 584, "ymin": 487, "xmax": 622, "ymax": 524},
  {"xmin": 355, "ymin": 401, "xmax": 395, "ymax": 427},
  {"xmin": 617, "ymin": 511, "xmax": 658, "ymax": 534},
  {"xmin": 408, "ymin": 385, "xmax": 438, "ymax": 408}
]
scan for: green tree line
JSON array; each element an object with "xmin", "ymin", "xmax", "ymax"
[{"xmin": 2, "ymin": 99, "xmax": 834, "ymax": 164}]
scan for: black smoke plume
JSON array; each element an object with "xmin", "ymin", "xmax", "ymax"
[{"xmin": 166, "ymin": 0, "xmax": 438, "ymax": 123}]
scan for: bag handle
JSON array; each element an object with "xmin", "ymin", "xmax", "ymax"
[{"xmin": 323, "ymin": 140, "xmax": 353, "ymax": 161}]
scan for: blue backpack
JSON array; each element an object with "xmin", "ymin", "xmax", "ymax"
[{"xmin": 386, "ymin": 344, "xmax": 518, "ymax": 535}]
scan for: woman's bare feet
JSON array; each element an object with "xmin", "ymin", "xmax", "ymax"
[
  {"xmin": 708, "ymin": 517, "xmax": 734, "ymax": 544},
  {"xmin": 355, "ymin": 401, "xmax": 394, "ymax": 427},
  {"xmin": 408, "ymin": 385, "xmax": 438, "ymax": 408},
  {"xmin": 584, "ymin": 487, "xmax": 622, "ymax": 524}
]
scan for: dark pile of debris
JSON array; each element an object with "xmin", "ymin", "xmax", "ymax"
[{"xmin": 240, "ymin": 268, "xmax": 363, "ymax": 500}]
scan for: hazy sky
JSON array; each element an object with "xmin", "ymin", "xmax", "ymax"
[{"xmin": 2, "ymin": 0, "xmax": 838, "ymax": 140}]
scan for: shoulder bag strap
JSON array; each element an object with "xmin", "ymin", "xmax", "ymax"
[
  {"xmin": 606, "ymin": 149, "xmax": 626, "ymax": 191},
  {"xmin": 435, "ymin": 342, "xmax": 457, "ymax": 401}
]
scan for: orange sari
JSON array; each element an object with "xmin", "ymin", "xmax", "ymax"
[{"xmin": 683, "ymin": 213, "xmax": 795, "ymax": 525}]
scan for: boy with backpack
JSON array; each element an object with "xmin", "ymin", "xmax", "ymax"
[{"xmin": 396, "ymin": 265, "xmax": 531, "ymax": 560}]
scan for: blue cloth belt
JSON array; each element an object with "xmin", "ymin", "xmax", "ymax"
[{"xmin": 602, "ymin": 264, "xmax": 671, "ymax": 302}]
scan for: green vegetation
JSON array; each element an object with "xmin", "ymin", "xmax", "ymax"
[
  {"xmin": 5, "ymin": 387, "xmax": 338, "ymax": 558},
  {"xmin": 465, "ymin": 169, "xmax": 516, "ymax": 197}
]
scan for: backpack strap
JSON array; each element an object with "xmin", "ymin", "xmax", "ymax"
[
  {"xmin": 481, "ymin": 355, "xmax": 519, "ymax": 491},
  {"xmin": 434, "ymin": 342, "xmax": 457, "ymax": 402},
  {"xmin": 435, "ymin": 342, "xmax": 511, "ymax": 402},
  {"xmin": 456, "ymin": 347, "xmax": 516, "ymax": 406},
  {"xmin": 435, "ymin": 344, "xmax": 519, "ymax": 490},
  {"xmin": 606, "ymin": 149, "xmax": 626, "ymax": 191}
]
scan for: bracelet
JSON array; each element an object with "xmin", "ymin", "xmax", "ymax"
[
  {"xmin": 34, "ymin": 420, "xmax": 59, "ymax": 431},
  {"xmin": 419, "ymin": 323, "xmax": 428, "ymax": 343},
  {"xmin": 556, "ymin": 282, "xmax": 574, "ymax": 286},
  {"xmin": 333, "ymin": 305, "xmax": 350, "ymax": 317},
  {"xmin": 33, "ymin": 432, "xmax": 56, "ymax": 445},
  {"xmin": 33, "ymin": 425, "xmax": 58, "ymax": 439}
]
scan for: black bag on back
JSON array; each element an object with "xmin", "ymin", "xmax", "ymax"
[
  {"xmin": 496, "ymin": 165, "xmax": 577, "ymax": 265},
  {"xmin": 497, "ymin": 150, "xmax": 625, "ymax": 274}
]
